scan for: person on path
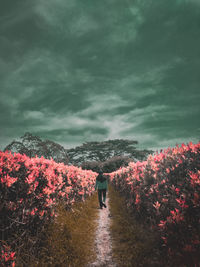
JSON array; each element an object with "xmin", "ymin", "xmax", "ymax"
[{"xmin": 95, "ymin": 170, "xmax": 108, "ymax": 209}]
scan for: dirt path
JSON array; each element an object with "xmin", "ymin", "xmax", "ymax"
[{"xmin": 87, "ymin": 194, "xmax": 116, "ymax": 267}]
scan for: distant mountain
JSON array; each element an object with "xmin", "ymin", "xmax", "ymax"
[
  {"xmin": 4, "ymin": 133, "xmax": 153, "ymax": 166},
  {"xmin": 4, "ymin": 132, "xmax": 68, "ymax": 164}
]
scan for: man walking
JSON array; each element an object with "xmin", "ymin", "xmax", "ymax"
[{"xmin": 95, "ymin": 170, "xmax": 108, "ymax": 209}]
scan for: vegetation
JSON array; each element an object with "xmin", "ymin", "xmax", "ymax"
[
  {"xmin": 4, "ymin": 134, "xmax": 152, "ymax": 169},
  {"xmin": 0, "ymin": 151, "xmax": 97, "ymax": 266},
  {"xmin": 30, "ymin": 193, "xmax": 99, "ymax": 267},
  {"xmin": 109, "ymin": 185, "xmax": 160, "ymax": 266},
  {"xmin": 4, "ymin": 132, "xmax": 68, "ymax": 164},
  {"xmin": 81, "ymin": 155, "xmax": 133, "ymax": 173},
  {"xmin": 2, "ymin": 137, "xmax": 199, "ymax": 266},
  {"xmin": 109, "ymin": 142, "xmax": 200, "ymax": 266},
  {"xmin": 68, "ymin": 139, "xmax": 152, "ymax": 165}
]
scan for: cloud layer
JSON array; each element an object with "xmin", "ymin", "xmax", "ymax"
[{"xmin": 0, "ymin": 0, "xmax": 199, "ymax": 151}]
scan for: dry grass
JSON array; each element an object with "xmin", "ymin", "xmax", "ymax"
[
  {"xmin": 109, "ymin": 185, "xmax": 161, "ymax": 267},
  {"xmin": 16, "ymin": 192, "xmax": 99, "ymax": 267}
]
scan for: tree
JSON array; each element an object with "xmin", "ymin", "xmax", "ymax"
[
  {"xmin": 68, "ymin": 139, "xmax": 153, "ymax": 166},
  {"xmin": 4, "ymin": 132, "xmax": 69, "ymax": 164},
  {"xmin": 81, "ymin": 155, "xmax": 133, "ymax": 173}
]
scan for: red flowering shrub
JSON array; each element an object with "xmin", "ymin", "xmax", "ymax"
[
  {"xmin": 0, "ymin": 244, "xmax": 16, "ymax": 267},
  {"xmin": 109, "ymin": 142, "xmax": 200, "ymax": 265},
  {"xmin": 0, "ymin": 151, "xmax": 97, "ymax": 265}
]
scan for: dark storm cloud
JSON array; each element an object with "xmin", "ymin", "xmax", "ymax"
[{"xmin": 0, "ymin": 0, "xmax": 199, "ymax": 150}]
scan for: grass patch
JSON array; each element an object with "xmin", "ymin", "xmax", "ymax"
[
  {"xmin": 16, "ymin": 192, "xmax": 99, "ymax": 266},
  {"xmin": 109, "ymin": 185, "xmax": 161, "ymax": 267},
  {"xmin": 45, "ymin": 193, "xmax": 99, "ymax": 266}
]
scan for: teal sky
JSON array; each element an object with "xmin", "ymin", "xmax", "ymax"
[{"xmin": 0, "ymin": 0, "xmax": 200, "ymax": 151}]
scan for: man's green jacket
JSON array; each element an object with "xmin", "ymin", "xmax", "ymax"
[{"xmin": 95, "ymin": 179, "xmax": 108, "ymax": 190}]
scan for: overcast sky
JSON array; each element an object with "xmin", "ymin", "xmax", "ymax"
[{"xmin": 0, "ymin": 0, "xmax": 200, "ymax": 151}]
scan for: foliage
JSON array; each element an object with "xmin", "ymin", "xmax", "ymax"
[
  {"xmin": 109, "ymin": 142, "xmax": 200, "ymax": 266},
  {"xmin": 81, "ymin": 160, "xmax": 103, "ymax": 173},
  {"xmin": 81, "ymin": 156, "xmax": 133, "ymax": 173},
  {"xmin": 4, "ymin": 134, "xmax": 152, "ymax": 167},
  {"xmin": 109, "ymin": 185, "xmax": 160, "ymax": 266},
  {"xmin": 42, "ymin": 193, "xmax": 99, "ymax": 266},
  {"xmin": 0, "ymin": 150, "xmax": 97, "ymax": 266},
  {"xmin": 68, "ymin": 139, "xmax": 152, "ymax": 165},
  {"xmin": 102, "ymin": 156, "xmax": 133, "ymax": 173},
  {"xmin": 4, "ymin": 132, "xmax": 69, "ymax": 164}
]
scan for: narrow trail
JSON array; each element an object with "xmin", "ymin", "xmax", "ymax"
[{"xmin": 87, "ymin": 193, "xmax": 117, "ymax": 267}]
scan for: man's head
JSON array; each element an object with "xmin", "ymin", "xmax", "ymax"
[{"xmin": 98, "ymin": 169, "xmax": 103, "ymax": 174}]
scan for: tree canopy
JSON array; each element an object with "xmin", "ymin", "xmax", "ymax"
[{"xmin": 67, "ymin": 139, "xmax": 153, "ymax": 165}]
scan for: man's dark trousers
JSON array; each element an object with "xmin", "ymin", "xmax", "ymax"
[{"xmin": 98, "ymin": 189, "xmax": 107, "ymax": 208}]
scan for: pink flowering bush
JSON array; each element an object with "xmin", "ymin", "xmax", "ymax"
[
  {"xmin": 109, "ymin": 142, "xmax": 200, "ymax": 265},
  {"xmin": 0, "ymin": 151, "xmax": 97, "ymax": 265},
  {"xmin": 0, "ymin": 244, "xmax": 15, "ymax": 267}
]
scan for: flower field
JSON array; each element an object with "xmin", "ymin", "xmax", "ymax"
[
  {"xmin": 0, "ymin": 151, "xmax": 97, "ymax": 266},
  {"xmin": 109, "ymin": 142, "xmax": 200, "ymax": 265},
  {"xmin": 1, "ymin": 141, "xmax": 200, "ymax": 266}
]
